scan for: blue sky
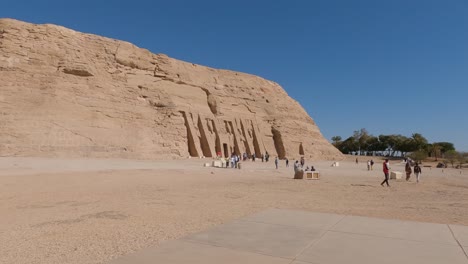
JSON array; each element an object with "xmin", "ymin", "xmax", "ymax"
[{"xmin": 2, "ymin": 0, "xmax": 467, "ymax": 151}]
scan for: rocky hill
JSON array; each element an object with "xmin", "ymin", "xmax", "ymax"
[{"xmin": 0, "ymin": 19, "xmax": 342, "ymax": 160}]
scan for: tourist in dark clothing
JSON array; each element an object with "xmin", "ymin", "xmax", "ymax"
[
  {"xmin": 405, "ymin": 162, "xmax": 412, "ymax": 181},
  {"xmin": 414, "ymin": 163, "xmax": 422, "ymax": 183}
]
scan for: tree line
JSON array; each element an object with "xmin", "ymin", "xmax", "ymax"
[{"xmin": 332, "ymin": 128, "xmax": 467, "ymax": 167}]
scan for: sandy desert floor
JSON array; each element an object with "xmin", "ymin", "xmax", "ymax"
[{"xmin": 1, "ymin": 156, "xmax": 467, "ymax": 264}]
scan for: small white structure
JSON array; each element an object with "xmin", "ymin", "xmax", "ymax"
[
  {"xmin": 212, "ymin": 160, "xmax": 222, "ymax": 168},
  {"xmin": 390, "ymin": 171, "xmax": 403, "ymax": 180},
  {"xmin": 204, "ymin": 163, "xmax": 211, "ymax": 167},
  {"xmin": 331, "ymin": 162, "xmax": 339, "ymax": 167}
]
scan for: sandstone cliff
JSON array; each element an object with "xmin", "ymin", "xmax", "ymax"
[{"xmin": 0, "ymin": 19, "xmax": 342, "ymax": 160}]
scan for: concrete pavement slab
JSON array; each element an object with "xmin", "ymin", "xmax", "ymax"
[
  {"xmin": 450, "ymin": 225, "xmax": 468, "ymax": 247},
  {"xmin": 331, "ymin": 215, "xmax": 457, "ymax": 245},
  {"xmin": 184, "ymin": 220, "xmax": 322, "ymax": 259},
  {"xmin": 110, "ymin": 240, "xmax": 291, "ymax": 264},
  {"xmin": 108, "ymin": 210, "xmax": 468, "ymax": 264},
  {"xmin": 242, "ymin": 208, "xmax": 344, "ymax": 230},
  {"xmin": 297, "ymin": 231, "xmax": 468, "ymax": 264}
]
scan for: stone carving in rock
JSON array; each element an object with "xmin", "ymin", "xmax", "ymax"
[{"xmin": 0, "ymin": 19, "xmax": 342, "ymax": 160}]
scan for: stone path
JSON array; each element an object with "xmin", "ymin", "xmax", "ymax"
[{"xmin": 110, "ymin": 209, "xmax": 468, "ymax": 264}]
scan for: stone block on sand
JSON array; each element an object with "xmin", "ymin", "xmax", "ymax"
[
  {"xmin": 212, "ymin": 161, "xmax": 222, "ymax": 168},
  {"xmin": 294, "ymin": 170, "xmax": 304, "ymax": 179},
  {"xmin": 390, "ymin": 171, "xmax": 403, "ymax": 180}
]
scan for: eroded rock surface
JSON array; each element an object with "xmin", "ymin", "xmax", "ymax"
[{"xmin": 0, "ymin": 19, "xmax": 342, "ymax": 160}]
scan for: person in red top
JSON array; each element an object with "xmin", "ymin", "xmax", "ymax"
[{"xmin": 381, "ymin": 159, "xmax": 390, "ymax": 187}]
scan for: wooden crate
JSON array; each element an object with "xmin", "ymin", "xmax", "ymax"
[{"xmin": 305, "ymin": 171, "xmax": 320, "ymax": 180}]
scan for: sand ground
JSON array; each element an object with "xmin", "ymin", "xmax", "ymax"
[{"xmin": 1, "ymin": 157, "xmax": 467, "ymax": 264}]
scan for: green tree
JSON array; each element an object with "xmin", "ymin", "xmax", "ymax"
[
  {"xmin": 398, "ymin": 134, "xmax": 428, "ymax": 157},
  {"xmin": 353, "ymin": 128, "xmax": 370, "ymax": 155},
  {"xmin": 392, "ymin": 134, "xmax": 409, "ymax": 157},
  {"xmin": 331, "ymin": 136, "xmax": 342, "ymax": 147},
  {"xmin": 337, "ymin": 131, "xmax": 455, "ymax": 161},
  {"xmin": 379, "ymin": 135, "xmax": 398, "ymax": 156},
  {"xmin": 409, "ymin": 150, "xmax": 428, "ymax": 163},
  {"xmin": 411, "ymin": 133, "xmax": 428, "ymax": 151},
  {"xmin": 435, "ymin": 142, "xmax": 455, "ymax": 156},
  {"xmin": 444, "ymin": 150, "xmax": 459, "ymax": 168},
  {"xmin": 366, "ymin": 136, "xmax": 383, "ymax": 154},
  {"xmin": 429, "ymin": 144, "xmax": 442, "ymax": 161},
  {"xmin": 398, "ymin": 136, "xmax": 416, "ymax": 157},
  {"xmin": 458, "ymin": 152, "xmax": 468, "ymax": 168},
  {"xmin": 338, "ymin": 136, "xmax": 358, "ymax": 154}
]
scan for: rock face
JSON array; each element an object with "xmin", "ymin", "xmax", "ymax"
[{"xmin": 0, "ymin": 19, "xmax": 342, "ymax": 160}]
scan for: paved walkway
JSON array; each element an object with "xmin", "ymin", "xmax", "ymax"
[{"xmin": 110, "ymin": 209, "xmax": 468, "ymax": 264}]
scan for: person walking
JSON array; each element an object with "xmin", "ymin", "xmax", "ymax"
[
  {"xmin": 275, "ymin": 157, "xmax": 279, "ymax": 169},
  {"xmin": 370, "ymin": 159, "xmax": 374, "ymax": 170},
  {"xmin": 381, "ymin": 159, "xmax": 390, "ymax": 187},
  {"xmin": 367, "ymin": 160, "xmax": 371, "ymax": 171},
  {"xmin": 414, "ymin": 163, "xmax": 422, "ymax": 183},
  {"xmin": 405, "ymin": 161, "xmax": 412, "ymax": 181},
  {"xmin": 285, "ymin": 158, "xmax": 289, "ymax": 167}
]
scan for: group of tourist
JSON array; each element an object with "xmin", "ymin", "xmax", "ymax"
[
  {"xmin": 226, "ymin": 153, "xmax": 241, "ymax": 168},
  {"xmin": 381, "ymin": 159, "xmax": 423, "ymax": 187},
  {"xmin": 366, "ymin": 160, "xmax": 375, "ymax": 170},
  {"xmin": 232, "ymin": 152, "xmax": 425, "ymax": 185},
  {"xmin": 225, "ymin": 152, "xmax": 282, "ymax": 169},
  {"xmin": 239, "ymin": 152, "xmax": 270, "ymax": 162},
  {"xmin": 293, "ymin": 157, "xmax": 315, "ymax": 172},
  {"xmin": 405, "ymin": 160, "xmax": 422, "ymax": 182},
  {"xmin": 224, "ymin": 152, "xmax": 315, "ymax": 172}
]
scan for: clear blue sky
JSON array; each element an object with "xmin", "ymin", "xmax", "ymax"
[{"xmin": 2, "ymin": 0, "xmax": 467, "ymax": 151}]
